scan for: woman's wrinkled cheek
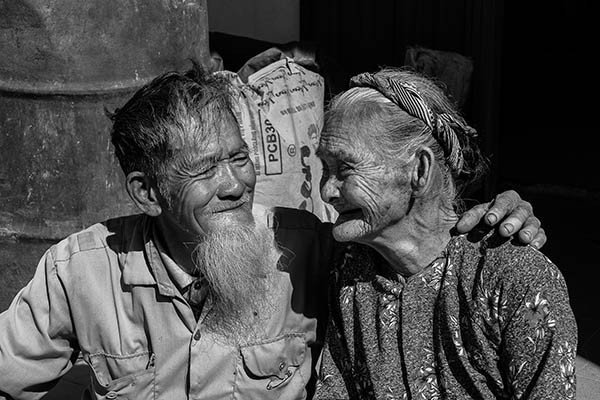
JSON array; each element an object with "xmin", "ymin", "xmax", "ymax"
[
  {"xmin": 354, "ymin": 176, "xmax": 383, "ymax": 221},
  {"xmin": 362, "ymin": 200, "xmax": 381, "ymax": 226}
]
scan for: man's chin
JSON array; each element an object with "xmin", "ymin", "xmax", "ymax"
[{"xmin": 204, "ymin": 208, "xmax": 255, "ymax": 231}]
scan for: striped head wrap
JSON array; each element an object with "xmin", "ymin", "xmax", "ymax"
[{"xmin": 349, "ymin": 72, "xmax": 477, "ymax": 173}]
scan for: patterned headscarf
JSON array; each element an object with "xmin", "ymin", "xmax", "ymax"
[{"xmin": 349, "ymin": 71, "xmax": 477, "ymax": 173}]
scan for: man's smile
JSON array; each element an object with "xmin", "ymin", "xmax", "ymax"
[{"xmin": 209, "ymin": 193, "xmax": 252, "ymax": 214}]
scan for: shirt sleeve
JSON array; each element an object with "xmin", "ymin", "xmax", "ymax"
[
  {"xmin": 0, "ymin": 247, "xmax": 77, "ymax": 400},
  {"xmin": 490, "ymin": 248, "xmax": 578, "ymax": 399}
]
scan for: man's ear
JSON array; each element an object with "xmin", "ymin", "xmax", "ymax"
[
  {"xmin": 410, "ymin": 147, "xmax": 435, "ymax": 196},
  {"xmin": 126, "ymin": 171, "xmax": 163, "ymax": 217}
]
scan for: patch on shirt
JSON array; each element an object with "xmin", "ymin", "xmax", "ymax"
[{"xmin": 77, "ymin": 231, "xmax": 98, "ymax": 251}]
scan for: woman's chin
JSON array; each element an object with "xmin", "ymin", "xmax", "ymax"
[{"xmin": 332, "ymin": 219, "xmax": 369, "ymax": 243}]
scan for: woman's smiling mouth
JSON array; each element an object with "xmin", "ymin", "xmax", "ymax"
[{"xmin": 335, "ymin": 208, "xmax": 363, "ymax": 223}]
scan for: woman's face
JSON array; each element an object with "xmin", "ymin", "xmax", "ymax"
[{"xmin": 317, "ymin": 112, "xmax": 412, "ymax": 243}]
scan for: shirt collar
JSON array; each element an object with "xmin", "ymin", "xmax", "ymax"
[
  {"xmin": 153, "ymin": 231, "xmax": 196, "ymax": 291},
  {"xmin": 120, "ymin": 215, "xmax": 178, "ymax": 297}
]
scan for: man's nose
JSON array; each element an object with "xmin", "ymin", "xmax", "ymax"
[
  {"xmin": 320, "ymin": 175, "xmax": 341, "ymax": 204},
  {"xmin": 216, "ymin": 164, "xmax": 245, "ymax": 199}
]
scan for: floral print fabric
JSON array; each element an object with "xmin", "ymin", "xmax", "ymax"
[{"xmin": 315, "ymin": 231, "xmax": 577, "ymax": 399}]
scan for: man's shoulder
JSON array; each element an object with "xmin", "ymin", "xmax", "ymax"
[{"xmin": 50, "ymin": 213, "xmax": 146, "ymax": 262}]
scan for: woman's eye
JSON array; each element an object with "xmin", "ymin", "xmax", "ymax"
[
  {"xmin": 338, "ymin": 163, "xmax": 351, "ymax": 176},
  {"xmin": 321, "ymin": 160, "xmax": 330, "ymax": 178}
]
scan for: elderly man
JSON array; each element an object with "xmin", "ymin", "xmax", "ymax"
[{"xmin": 0, "ymin": 65, "xmax": 544, "ymax": 400}]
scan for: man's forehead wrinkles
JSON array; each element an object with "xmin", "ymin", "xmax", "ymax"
[
  {"xmin": 176, "ymin": 147, "xmax": 222, "ymax": 171},
  {"xmin": 176, "ymin": 136, "xmax": 246, "ymax": 169}
]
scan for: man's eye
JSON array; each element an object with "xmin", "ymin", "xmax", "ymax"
[
  {"xmin": 232, "ymin": 153, "xmax": 250, "ymax": 165},
  {"xmin": 196, "ymin": 166, "xmax": 217, "ymax": 178}
]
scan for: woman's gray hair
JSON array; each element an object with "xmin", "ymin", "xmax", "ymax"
[{"xmin": 325, "ymin": 67, "xmax": 488, "ymax": 211}]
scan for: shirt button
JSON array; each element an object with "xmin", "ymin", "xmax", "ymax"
[
  {"xmin": 193, "ymin": 330, "xmax": 202, "ymax": 341},
  {"xmin": 193, "ymin": 280, "xmax": 203, "ymax": 290}
]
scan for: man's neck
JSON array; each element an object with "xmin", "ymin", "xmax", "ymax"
[{"xmin": 153, "ymin": 215, "xmax": 198, "ymax": 276}]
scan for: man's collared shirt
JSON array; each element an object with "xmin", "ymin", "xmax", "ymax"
[{"xmin": 0, "ymin": 206, "xmax": 333, "ymax": 400}]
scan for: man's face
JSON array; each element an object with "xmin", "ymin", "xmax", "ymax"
[
  {"xmin": 318, "ymin": 113, "xmax": 411, "ymax": 243},
  {"xmin": 160, "ymin": 119, "xmax": 256, "ymax": 238}
]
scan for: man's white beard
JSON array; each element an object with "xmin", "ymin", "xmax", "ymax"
[{"xmin": 192, "ymin": 219, "xmax": 279, "ymax": 344}]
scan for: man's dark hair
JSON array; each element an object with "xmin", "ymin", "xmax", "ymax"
[{"xmin": 108, "ymin": 60, "xmax": 236, "ymax": 180}]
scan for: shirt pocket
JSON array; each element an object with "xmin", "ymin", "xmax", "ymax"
[
  {"xmin": 84, "ymin": 350, "xmax": 156, "ymax": 400},
  {"xmin": 238, "ymin": 333, "xmax": 309, "ymax": 399}
]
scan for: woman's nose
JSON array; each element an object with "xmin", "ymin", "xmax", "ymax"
[{"xmin": 320, "ymin": 175, "xmax": 341, "ymax": 204}]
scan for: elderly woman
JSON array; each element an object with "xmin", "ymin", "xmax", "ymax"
[{"xmin": 314, "ymin": 68, "xmax": 577, "ymax": 399}]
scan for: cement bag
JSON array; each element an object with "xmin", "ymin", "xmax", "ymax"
[{"xmin": 216, "ymin": 58, "xmax": 337, "ymax": 223}]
